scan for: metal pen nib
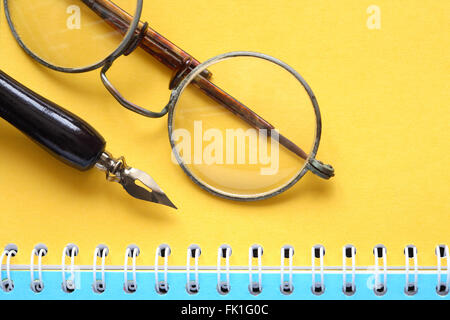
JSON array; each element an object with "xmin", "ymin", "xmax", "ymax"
[{"xmin": 95, "ymin": 152, "xmax": 177, "ymax": 209}]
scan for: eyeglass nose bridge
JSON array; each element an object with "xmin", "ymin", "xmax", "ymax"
[
  {"xmin": 100, "ymin": 59, "xmax": 169, "ymax": 118},
  {"xmin": 100, "ymin": 21, "xmax": 169, "ymax": 119},
  {"xmin": 100, "ymin": 59, "xmax": 169, "ymax": 119}
]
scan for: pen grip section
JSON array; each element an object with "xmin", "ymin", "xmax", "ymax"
[{"xmin": 0, "ymin": 70, "xmax": 106, "ymax": 171}]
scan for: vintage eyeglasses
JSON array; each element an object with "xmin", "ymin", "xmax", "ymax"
[{"xmin": 4, "ymin": 0, "xmax": 334, "ymax": 201}]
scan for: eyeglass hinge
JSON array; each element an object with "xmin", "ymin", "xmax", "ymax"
[
  {"xmin": 307, "ymin": 158, "xmax": 335, "ymax": 180},
  {"xmin": 123, "ymin": 22, "xmax": 149, "ymax": 56}
]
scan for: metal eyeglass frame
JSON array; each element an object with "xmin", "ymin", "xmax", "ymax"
[
  {"xmin": 3, "ymin": 1, "xmax": 334, "ymax": 201},
  {"xmin": 3, "ymin": 0, "xmax": 168, "ymax": 118},
  {"xmin": 166, "ymin": 51, "xmax": 334, "ymax": 201}
]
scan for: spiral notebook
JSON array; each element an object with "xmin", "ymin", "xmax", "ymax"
[
  {"xmin": 0, "ymin": 243, "xmax": 449, "ymax": 300},
  {"xmin": 0, "ymin": 0, "xmax": 448, "ymax": 300}
]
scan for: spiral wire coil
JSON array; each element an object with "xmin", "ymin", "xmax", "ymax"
[
  {"xmin": 123, "ymin": 245, "xmax": 140, "ymax": 293},
  {"xmin": 311, "ymin": 245, "xmax": 325, "ymax": 295},
  {"xmin": 436, "ymin": 244, "xmax": 449, "ymax": 296},
  {"xmin": 0, "ymin": 243, "xmax": 448, "ymax": 297},
  {"xmin": 342, "ymin": 244, "xmax": 356, "ymax": 296},
  {"xmin": 61, "ymin": 244, "xmax": 79, "ymax": 293},
  {"xmin": 248, "ymin": 244, "xmax": 263, "ymax": 295},
  {"xmin": 280, "ymin": 245, "xmax": 294, "ymax": 295},
  {"xmin": 186, "ymin": 244, "xmax": 201, "ymax": 294},
  {"xmin": 0, "ymin": 244, "xmax": 18, "ymax": 292},
  {"xmin": 155, "ymin": 244, "xmax": 171, "ymax": 294},
  {"xmin": 92, "ymin": 245, "xmax": 109, "ymax": 294},
  {"xmin": 30, "ymin": 244, "xmax": 48, "ymax": 293},
  {"xmin": 217, "ymin": 244, "xmax": 232, "ymax": 295}
]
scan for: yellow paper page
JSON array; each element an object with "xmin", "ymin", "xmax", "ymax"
[{"xmin": 0, "ymin": 0, "xmax": 448, "ymax": 267}]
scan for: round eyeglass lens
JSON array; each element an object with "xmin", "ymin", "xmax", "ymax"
[
  {"xmin": 5, "ymin": 0, "xmax": 140, "ymax": 70},
  {"xmin": 169, "ymin": 54, "xmax": 320, "ymax": 200}
]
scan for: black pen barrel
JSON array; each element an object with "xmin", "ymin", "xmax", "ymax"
[{"xmin": 0, "ymin": 70, "xmax": 106, "ymax": 171}]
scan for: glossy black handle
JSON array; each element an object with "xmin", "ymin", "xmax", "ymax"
[{"xmin": 0, "ymin": 70, "xmax": 106, "ymax": 171}]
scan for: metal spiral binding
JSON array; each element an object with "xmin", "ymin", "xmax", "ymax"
[
  {"xmin": 248, "ymin": 244, "xmax": 263, "ymax": 295},
  {"xmin": 123, "ymin": 245, "xmax": 140, "ymax": 293},
  {"xmin": 217, "ymin": 244, "xmax": 232, "ymax": 295},
  {"xmin": 1, "ymin": 243, "xmax": 450, "ymax": 297},
  {"xmin": 61, "ymin": 243, "xmax": 79, "ymax": 293},
  {"xmin": 30, "ymin": 244, "xmax": 48, "ymax": 293},
  {"xmin": 155, "ymin": 244, "xmax": 171, "ymax": 294},
  {"xmin": 92, "ymin": 244, "xmax": 109, "ymax": 294},
  {"xmin": 342, "ymin": 244, "xmax": 356, "ymax": 296},
  {"xmin": 373, "ymin": 244, "xmax": 388, "ymax": 296},
  {"xmin": 186, "ymin": 244, "xmax": 201, "ymax": 294},
  {"xmin": 280, "ymin": 245, "xmax": 294, "ymax": 295},
  {"xmin": 436, "ymin": 244, "xmax": 449, "ymax": 296},
  {"xmin": 311, "ymin": 245, "xmax": 325, "ymax": 295},
  {"xmin": 404, "ymin": 245, "xmax": 418, "ymax": 296},
  {"xmin": 0, "ymin": 244, "xmax": 18, "ymax": 292}
]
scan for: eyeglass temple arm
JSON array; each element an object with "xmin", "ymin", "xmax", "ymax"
[
  {"xmin": 82, "ymin": 0, "xmax": 334, "ymax": 179},
  {"xmin": 80, "ymin": 0, "xmax": 212, "ymax": 81},
  {"xmin": 192, "ymin": 77, "xmax": 334, "ymax": 179},
  {"xmin": 193, "ymin": 77, "xmax": 309, "ymax": 160}
]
